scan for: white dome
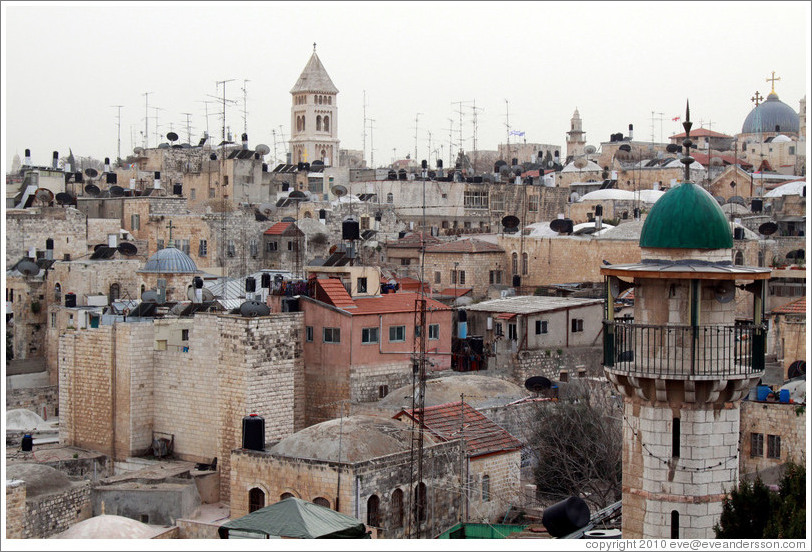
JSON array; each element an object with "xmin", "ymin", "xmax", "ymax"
[
  {"xmin": 772, "ymin": 134, "xmax": 792, "ymax": 143},
  {"xmin": 765, "ymin": 180, "xmax": 805, "ymax": 197},
  {"xmin": 6, "ymin": 409, "xmax": 51, "ymax": 431},
  {"xmin": 56, "ymin": 515, "xmax": 156, "ymax": 539},
  {"xmin": 562, "ymin": 159, "xmax": 602, "ymax": 173}
]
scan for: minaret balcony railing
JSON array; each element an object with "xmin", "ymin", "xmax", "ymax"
[{"xmin": 603, "ymin": 319, "xmax": 765, "ymax": 379}]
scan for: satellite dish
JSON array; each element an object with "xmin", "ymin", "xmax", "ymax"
[
  {"xmin": 710, "ymin": 157, "xmax": 724, "ymax": 166},
  {"xmin": 609, "ymin": 276, "xmax": 633, "ymax": 299},
  {"xmin": 35, "ymin": 188, "xmax": 54, "ymax": 204},
  {"xmin": 281, "ymin": 216, "xmax": 296, "ymax": 223},
  {"xmin": 17, "ymin": 259, "xmax": 40, "ymax": 276},
  {"xmin": 573, "ymin": 157, "xmax": 588, "ymax": 169},
  {"xmin": 186, "ymin": 285, "xmax": 215, "ymax": 302},
  {"xmin": 289, "ymin": 190, "xmax": 307, "ymax": 199},
  {"xmin": 584, "ymin": 145, "xmax": 597, "ymax": 155},
  {"xmin": 84, "ymin": 167, "xmax": 99, "ymax": 178},
  {"xmin": 666, "ymin": 143, "xmax": 681, "ymax": 153},
  {"xmin": 758, "ymin": 222, "xmax": 778, "ymax": 236},
  {"xmin": 714, "ymin": 281, "xmax": 736, "ymax": 304},
  {"xmin": 84, "ymin": 183, "xmax": 101, "ymax": 197},
  {"xmin": 166, "ymin": 132, "xmax": 179, "ymax": 142},
  {"xmin": 550, "ymin": 219, "xmax": 567, "ymax": 233},
  {"xmin": 713, "ymin": 195, "xmax": 726, "ymax": 205},
  {"xmin": 524, "ymin": 376, "xmax": 552, "ymax": 393},
  {"xmin": 117, "ymin": 242, "xmax": 138, "ymax": 256},
  {"xmin": 158, "ymin": 143, "xmax": 170, "ymax": 149},
  {"xmin": 258, "ymin": 203, "xmax": 277, "ymax": 216},
  {"xmin": 142, "ymin": 290, "xmax": 160, "ymax": 303},
  {"xmin": 239, "ymin": 300, "xmax": 270, "ymax": 317},
  {"xmin": 502, "ymin": 215, "xmax": 520, "ymax": 228},
  {"xmin": 331, "ymin": 184, "xmax": 348, "ymax": 198},
  {"xmin": 618, "ymin": 144, "xmax": 632, "ymax": 152},
  {"xmin": 787, "ymin": 360, "xmax": 806, "ymax": 379},
  {"xmin": 255, "ymin": 144, "xmax": 270, "ymax": 156},
  {"xmin": 93, "ymin": 243, "xmax": 108, "ymax": 252},
  {"xmin": 109, "ymin": 185, "xmax": 125, "ymax": 197},
  {"xmin": 133, "ymin": 147, "xmax": 144, "ymax": 155},
  {"xmin": 729, "ymin": 196, "xmax": 746, "ymax": 206},
  {"xmin": 55, "ymin": 192, "xmax": 75, "ymax": 206}
]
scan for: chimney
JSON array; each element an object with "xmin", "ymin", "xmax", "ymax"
[
  {"xmin": 153, "ymin": 171, "xmax": 161, "ymax": 189},
  {"xmin": 45, "ymin": 238, "xmax": 54, "ymax": 260},
  {"xmin": 242, "ymin": 133, "xmax": 248, "ymax": 150},
  {"xmin": 24, "ymin": 149, "xmax": 31, "ymax": 166},
  {"xmin": 52, "ymin": 151, "xmax": 59, "ymax": 169},
  {"xmin": 104, "ymin": 157, "xmax": 110, "ymax": 172},
  {"xmin": 628, "ymin": 124, "xmax": 634, "ymax": 141}
]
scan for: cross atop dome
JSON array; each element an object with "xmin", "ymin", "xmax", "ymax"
[{"xmin": 766, "ymin": 70, "xmax": 780, "ymax": 94}]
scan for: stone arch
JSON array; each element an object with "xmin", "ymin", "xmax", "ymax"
[
  {"xmin": 313, "ymin": 496, "xmax": 331, "ymax": 509},
  {"xmin": 367, "ymin": 494, "xmax": 380, "ymax": 527},
  {"xmin": 512, "ymin": 252, "xmax": 519, "ymax": 275},
  {"xmin": 248, "ymin": 487, "xmax": 266, "ymax": 513},
  {"xmin": 54, "ymin": 282, "xmax": 62, "ymax": 302},
  {"xmin": 391, "ymin": 488, "xmax": 404, "ymax": 528},
  {"xmin": 734, "ymin": 250, "xmax": 744, "ymax": 265}
]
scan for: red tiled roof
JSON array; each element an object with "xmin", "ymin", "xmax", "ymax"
[
  {"xmin": 426, "ymin": 239, "xmax": 504, "ymax": 254},
  {"xmin": 496, "ymin": 313, "xmax": 517, "ymax": 320},
  {"xmin": 315, "ymin": 278, "xmax": 355, "ymax": 309},
  {"xmin": 264, "ymin": 221, "xmax": 294, "ymax": 236},
  {"xmin": 395, "ymin": 401, "xmax": 522, "ymax": 458},
  {"xmin": 670, "ymin": 128, "xmax": 733, "ymax": 139},
  {"xmin": 691, "ymin": 152, "xmax": 753, "ymax": 169},
  {"xmin": 386, "ymin": 232, "xmax": 441, "ymax": 249},
  {"xmin": 772, "ymin": 297, "xmax": 805, "ymax": 315},
  {"xmin": 351, "ymin": 292, "xmax": 451, "ymax": 316},
  {"xmin": 521, "ymin": 169, "xmax": 556, "ymax": 178},
  {"xmin": 440, "ymin": 287, "xmax": 472, "ymax": 297}
]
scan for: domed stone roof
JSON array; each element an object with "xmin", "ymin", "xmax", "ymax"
[
  {"xmin": 270, "ymin": 415, "xmax": 432, "ymax": 462},
  {"xmin": 742, "ymin": 92, "xmax": 800, "ymax": 135},
  {"xmin": 139, "ymin": 246, "xmax": 198, "ymax": 274},
  {"xmin": 6, "ymin": 464, "xmax": 74, "ymax": 498},
  {"xmin": 55, "ymin": 515, "xmax": 156, "ymax": 539},
  {"xmin": 772, "ymin": 134, "xmax": 792, "ymax": 143},
  {"xmin": 377, "ymin": 375, "xmax": 526, "ymax": 411},
  {"xmin": 639, "ymin": 182, "xmax": 732, "ymax": 249}
]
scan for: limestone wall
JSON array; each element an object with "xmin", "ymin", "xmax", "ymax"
[
  {"xmin": 466, "ymin": 451, "xmax": 521, "ymax": 523},
  {"xmin": 18, "ymin": 481, "xmax": 92, "ymax": 539},
  {"xmin": 739, "ymin": 400, "xmax": 806, "ymax": 478},
  {"xmin": 5, "ymin": 480, "xmax": 26, "ymax": 539}
]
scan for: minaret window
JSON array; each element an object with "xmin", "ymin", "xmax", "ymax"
[
  {"xmin": 671, "ymin": 511, "xmax": 679, "ymax": 539},
  {"xmin": 316, "ymin": 115, "xmax": 322, "ymax": 131},
  {"xmin": 672, "ymin": 418, "xmax": 680, "ymax": 458},
  {"xmin": 324, "ymin": 116, "xmax": 330, "ymax": 132}
]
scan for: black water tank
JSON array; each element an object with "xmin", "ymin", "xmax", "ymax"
[
  {"xmin": 261, "ymin": 273, "xmax": 271, "ymax": 289},
  {"xmin": 562, "ymin": 219, "xmax": 574, "ymax": 234},
  {"xmin": 107, "ymin": 173, "xmax": 118, "ymax": 184},
  {"xmin": 734, "ymin": 227, "xmax": 745, "ymax": 240},
  {"xmin": 342, "ymin": 220, "xmax": 360, "ymax": 240},
  {"xmin": 65, "ymin": 293, "xmax": 77, "ymax": 308},
  {"xmin": 75, "ymin": 172, "xmax": 83, "ymax": 183},
  {"xmin": 595, "ymin": 205, "xmax": 603, "ymax": 217},
  {"xmin": 513, "ymin": 275, "xmax": 521, "ymax": 287},
  {"xmin": 542, "ymin": 496, "xmax": 591, "ymax": 538},
  {"xmin": 751, "ymin": 199, "xmax": 763, "ymax": 213},
  {"xmin": 194, "ymin": 276, "xmax": 204, "ymax": 289},
  {"xmin": 388, "ymin": 170, "xmax": 397, "ymax": 180},
  {"xmin": 437, "ymin": 159, "xmax": 443, "ymax": 169},
  {"xmin": 282, "ymin": 297, "xmax": 299, "ymax": 312},
  {"xmin": 242, "ymin": 414, "xmax": 265, "ymax": 451},
  {"xmin": 21, "ymin": 434, "xmax": 33, "ymax": 452},
  {"xmin": 173, "ymin": 184, "xmax": 182, "ymax": 196},
  {"xmin": 458, "ymin": 310, "xmax": 467, "ymax": 323},
  {"xmin": 245, "ymin": 277, "xmax": 256, "ymax": 292}
]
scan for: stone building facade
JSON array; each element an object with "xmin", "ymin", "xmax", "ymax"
[{"xmin": 738, "ymin": 400, "xmax": 806, "ymax": 479}]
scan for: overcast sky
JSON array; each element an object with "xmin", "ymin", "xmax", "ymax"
[{"xmin": 2, "ymin": 1, "xmax": 810, "ymax": 171}]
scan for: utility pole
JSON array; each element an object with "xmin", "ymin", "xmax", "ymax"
[
  {"xmin": 142, "ymin": 92, "xmax": 153, "ymax": 149},
  {"xmin": 111, "ymin": 105, "xmax": 123, "ymax": 163}
]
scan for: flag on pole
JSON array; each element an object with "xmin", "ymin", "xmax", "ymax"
[
  {"xmin": 509, "ymin": 130, "xmax": 525, "ymax": 137},
  {"xmin": 672, "ymin": 116, "xmax": 681, "ymax": 121}
]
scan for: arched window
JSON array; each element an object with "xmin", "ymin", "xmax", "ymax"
[
  {"xmin": 522, "ymin": 253, "xmax": 529, "ymax": 275},
  {"xmin": 280, "ymin": 492, "xmax": 294, "ymax": 500},
  {"xmin": 367, "ymin": 495, "xmax": 380, "ymax": 527},
  {"xmin": 316, "ymin": 115, "xmax": 322, "ymax": 131},
  {"xmin": 671, "ymin": 510, "xmax": 679, "ymax": 539},
  {"xmin": 391, "ymin": 488, "xmax": 404, "ymax": 528},
  {"xmin": 734, "ymin": 250, "xmax": 744, "ymax": 265},
  {"xmin": 109, "ymin": 282, "xmax": 120, "ymax": 302},
  {"xmin": 387, "ymin": 193, "xmax": 394, "ymax": 203},
  {"xmin": 249, "ymin": 487, "xmax": 265, "ymax": 513},
  {"xmin": 313, "ymin": 497, "xmax": 330, "ymax": 509},
  {"xmin": 482, "ymin": 475, "xmax": 490, "ymax": 502},
  {"xmin": 302, "ymin": 116, "xmax": 305, "ymax": 131},
  {"xmin": 512, "ymin": 252, "xmax": 519, "ymax": 275},
  {"xmin": 323, "ymin": 116, "xmax": 330, "ymax": 132},
  {"xmin": 304, "ymin": 211, "xmax": 312, "ymax": 218},
  {"xmin": 328, "ymin": 96, "xmax": 332, "ymax": 105},
  {"xmin": 321, "ymin": 149, "xmax": 327, "ymax": 163},
  {"xmin": 414, "ymin": 483, "xmax": 427, "ymax": 522},
  {"xmin": 54, "ymin": 283, "xmax": 62, "ymax": 302}
]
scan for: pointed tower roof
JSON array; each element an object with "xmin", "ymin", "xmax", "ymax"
[{"xmin": 290, "ymin": 50, "xmax": 338, "ymax": 94}]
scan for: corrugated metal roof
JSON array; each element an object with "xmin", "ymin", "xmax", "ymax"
[
  {"xmin": 464, "ymin": 295, "xmax": 603, "ymax": 315},
  {"xmin": 396, "ymin": 401, "xmax": 522, "ymax": 457}
]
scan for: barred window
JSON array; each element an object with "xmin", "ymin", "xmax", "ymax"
[
  {"xmin": 464, "ymin": 190, "xmax": 489, "ymax": 209},
  {"xmin": 491, "ymin": 192, "xmax": 505, "ymax": 212},
  {"xmin": 389, "ymin": 325, "xmax": 406, "ymax": 342},
  {"xmin": 362, "ymin": 327, "xmax": 379, "ymax": 344},
  {"xmin": 323, "ymin": 327, "xmax": 341, "ymax": 344},
  {"xmin": 199, "ymin": 239, "xmax": 208, "ymax": 257},
  {"xmin": 767, "ymin": 435, "xmax": 781, "ymax": 459},
  {"xmin": 750, "ymin": 433, "xmax": 764, "ymax": 457},
  {"xmin": 528, "ymin": 195, "xmax": 539, "ymax": 212}
]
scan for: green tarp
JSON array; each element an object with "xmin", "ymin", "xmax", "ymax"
[{"xmin": 218, "ymin": 497, "xmax": 370, "ymax": 539}]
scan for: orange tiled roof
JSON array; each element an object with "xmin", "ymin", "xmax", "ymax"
[
  {"xmin": 315, "ymin": 278, "xmax": 355, "ymax": 309},
  {"xmin": 264, "ymin": 221, "xmax": 294, "ymax": 236},
  {"xmin": 772, "ymin": 297, "xmax": 806, "ymax": 315},
  {"xmin": 670, "ymin": 128, "xmax": 733, "ymax": 139},
  {"xmin": 395, "ymin": 401, "xmax": 522, "ymax": 458},
  {"xmin": 439, "ymin": 287, "xmax": 472, "ymax": 297},
  {"xmin": 351, "ymin": 293, "xmax": 451, "ymax": 316}
]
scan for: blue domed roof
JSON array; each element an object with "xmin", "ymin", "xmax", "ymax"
[
  {"xmin": 742, "ymin": 92, "xmax": 799, "ymax": 135},
  {"xmin": 140, "ymin": 246, "xmax": 199, "ymax": 273}
]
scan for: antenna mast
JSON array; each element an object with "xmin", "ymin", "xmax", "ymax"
[
  {"xmin": 152, "ymin": 106, "xmax": 165, "ymax": 147},
  {"xmin": 181, "ymin": 112, "xmax": 193, "ymax": 144},
  {"xmin": 414, "ymin": 113, "xmax": 423, "ymax": 162},
  {"xmin": 241, "ymin": 79, "xmax": 250, "ymax": 135},
  {"xmin": 142, "ymin": 92, "xmax": 153, "ymax": 149},
  {"xmin": 471, "ymin": 100, "xmax": 483, "ymax": 171},
  {"xmin": 111, "ymin": 105, "xmax": 123, "ymax": 163},
  {"xmin": 368, "ymin": 118, "xmax": 376, "ymax": 169},
  {"xmin": 362, "ymin": 90, "xmax": 367, "ymax": 166},
  {"xmin": 505, "ymin": 99, "xmax": 511, "ymax": 156}
]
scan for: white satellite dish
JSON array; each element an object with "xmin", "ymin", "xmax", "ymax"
[
  {"xmin": 573, "ymin": 157, "xmax": 588, "ymax": 169},
  {"xmin": 255, "ymin": 144, "xmax": 270, "ymax": 156},
  {"xmin": 331, "ymin": 185, "xmax": 348, "ymax": 198},
  {"xmin": 584, "ymin": 145, "xmax": 597, "ymax": 155}
]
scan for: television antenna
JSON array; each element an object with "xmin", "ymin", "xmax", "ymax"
[
  {"xmin": 152, "ymin": 106, "xmax": 166, "ymax": 147},
  {"xmin": 180, "ymin": 112, "xmax": 194, "ymax": 144},
  {"xmin": 413, "ymin": 112, "xmax": 423, "ymax": 162},
  {"xmin": 111, "ymin": 105, "xmax": 124, "ymax": 162},
  {"xmin": 241, "ymin": 79, "xmax": 250, "ymax": 135},
  {"xmin": 142, "ymin": 92, "xmax": 153, "ymax": 149}
]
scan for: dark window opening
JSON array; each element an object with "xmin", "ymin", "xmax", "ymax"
[{"xmin": 249, "ymin": 488, "xmax": 265, "ymax": 513}]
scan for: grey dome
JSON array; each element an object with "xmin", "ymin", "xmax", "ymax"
[
  {"xmin": 6, "ymin": 464, "xmax": 74, "ymax": 498},
  {"xmin": 139, "ymin": 246, "xmax": 198, "ymax": 274},
  {"xmin": 742, "ymin": 92, "xmax": 799, "ymax": 135}
]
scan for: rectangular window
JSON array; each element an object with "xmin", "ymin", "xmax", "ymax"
[
  {"xmin": 227, "ymin": 240, "xmax": 235, "ymax": 257},
  {"xmin": 357, "ymin": 277, "xmax": 367, "ymax": 293},
  {"xmin": 459, "ymin": 271, "xmax": 466, "ymax": 285},
  {"xmin": 451, "ymin": 270, "xmax": 457, "ymax": 285},
  {"xmin": 190, "ymin": 188, "xmax": 196, "ymax": 200},
  {"xmin": 250, "ymin": 239, "xmax": 258, "ymax": 258},
  {"xmin": 508, "ymin": 323, "xmax": 518, "ymax": 340},
  {"xmin": 179, "ymin": 239, "xmax": 191, "ymax": 255},
  {"xmin": 181, "ymin": 329, "xmax": 189, "ymax": 341},
  {"xmin": 157, "ymin": 239, "xmax": 165, "ymax": 250},
  {"xmin": 267, "ymin": 241, "xmax": 278, "ymax": 252},
  {"xmin": 767, "ymin": 435, "xmax": 781, "ymax": 459},
  {"xmin": 131, "ymin": 213, "xmax": 140, "ymax": 230},
  {"xmin": 223, "ymin": 175, "xmax": 229, "ymax": 186},
  {"xmin": 489, "ymin": 270, "xmax": 502, "ymax": 284},
  {"xmin": 435, "ymin": 271, "xmax": 441, "ymax": 284},
  {"xmin": 490, "ymin": 193, "xmax": 505, "ymax": 212},
  {"xmin": 528, "ymin": 195, "xmax": 539, "ymax": 212},
  {"xmin": 287, "ymin": 241, "xmax": 294, "ymax": 251},
  {"xmin": 535, "ymin": 320, "xmax": 548, "ymax": 334},
  {"xmin": 463, "ymin": 190, "xmax": 489, "ymax": 209},
  {"xmin": 199, "ymin": 239, "xmax": 208, "ymax": 257},
  {"xmin": 209, "ymin": 187, "xmax": 216, "ymax": 198},
  {"xmin": 751, "ymin": 433, "xmax": 764, "ymax": 457},
  {"xmin": 379, "ymin": 385, "xmax": 389, "ymax": 398},
  {"xmin": 362, "ymin": 327, "xmax": 379, "ymax": 344},
  {"xmin": 495, "ymin": 322, "xmax": 503, "ymax": 336},
  {"xmin": 323, "ymin": 327, "xmax": 340, "ymax": 344},
  {"xmin": 51, "ymin": 312, "xmax": 56, "ymax": 328},
  {"xmin": 429, "ymin": 324, "xmax": 440, "ymax": 340},
  {"xmin": 400, "ymin": 258, "xmax": 411, "ymax": 266},
  {"xmin": 389, "ymin": 325, "xmax": 406, "ymax": 342},
  {"xmin": 571, "ymin": 318, "xmax": 584, "ymax": 332},
  {"xmin": 361, "ymin": 217, "xmax": 370, "ymax": 230},
  {"xmin": 306, "ymin": 326, "xmax": 313, "ymax": 342}
]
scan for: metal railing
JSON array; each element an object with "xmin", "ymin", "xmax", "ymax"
[{"xmin": 603, "ymin": 319, "xmax": 765, "ymax": 378}]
